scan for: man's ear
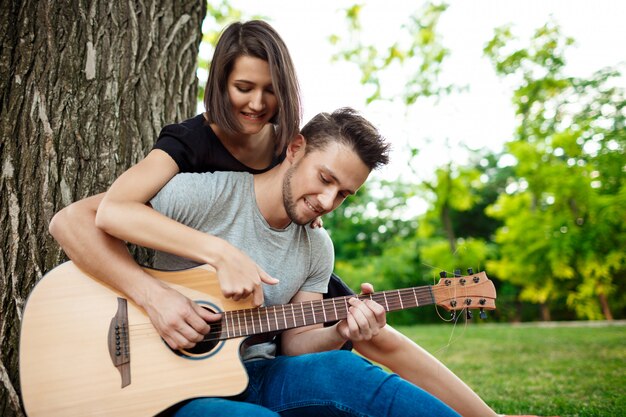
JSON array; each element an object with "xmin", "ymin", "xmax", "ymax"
[{"xmin": 286, "ymin": 134, "xmax": 306, "ymax": 162}]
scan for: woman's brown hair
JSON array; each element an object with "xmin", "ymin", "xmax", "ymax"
[{"xmin": 204, "ymin": 20, "xmax": 301, "ymax": 155}]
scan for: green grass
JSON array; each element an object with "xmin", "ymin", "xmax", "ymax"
[{"xmin": 395, "ymin": 322, "xmax": 626, "ymax": 417}]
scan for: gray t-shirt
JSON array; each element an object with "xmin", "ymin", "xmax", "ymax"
[{"xmin": 150, "ymin": 171, "xmax": 334, "ymax": 359}]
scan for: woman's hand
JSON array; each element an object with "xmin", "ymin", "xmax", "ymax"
[
  {"xmin": 214, "ymin": 241, "xmax": 279, "ymax": 307},
  {"xmin": 310, "ymin": 216, "xmax": 324, "ymax": 228}
]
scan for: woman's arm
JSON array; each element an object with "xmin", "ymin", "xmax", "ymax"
[
  {"xmin": 49, "ymin": 150, "xmax": 218, "ymax": 350},
  {"xmin": 95, "ymin": 150, "xmax": 278, "ymax": 305}
]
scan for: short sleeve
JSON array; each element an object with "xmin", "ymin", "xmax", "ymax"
[
  {"xmin": 299, "ymin": 228, "xmax": 335, "ymax": 293},
  {"xmin": 152, "ymin": 115, "xmax": 210, "ymax": 173}
]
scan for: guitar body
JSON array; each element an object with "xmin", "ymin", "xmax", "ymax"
[
  {"xmin": 20, "ymin": 261, "xmax": 497, "ymax": 416},
  {"xmin": 20, "ymin": 261, "xmax": 251, "ymax": 417}
]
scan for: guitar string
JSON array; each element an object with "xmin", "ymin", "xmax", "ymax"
[
  {"xmin": 197, "ymin": 293, "xmax": 439, "ymax": 342},
  {"xmin": 125, "ymin": 290, "xmax": 440, "ymax": 342},
  {"xmin": 127, "ymin": 283, "xmax": 482, "ymax": 342},
  {"xmin": 425, "ymin": 265, "xmax": 473, "ymax": 355}
]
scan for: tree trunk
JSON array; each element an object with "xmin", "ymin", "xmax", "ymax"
[
  {"xmin": 540, "ymin": 303, "xmax": 551, "ymax": 322},
  {"xmin": 598, "ymin": 292, "xmax": 614, "ymax": 321},
  {"xmin": 0, "ymin": 1, "xmax": 205, "ymax": 415},
  {"xmin": 441, "ymin": 204, "xmax": 457, "ymax": 253}
]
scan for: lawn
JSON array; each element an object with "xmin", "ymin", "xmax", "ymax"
[{"xmin": 395, "ymin": 321, "xmax": 626, "ymax": 417}]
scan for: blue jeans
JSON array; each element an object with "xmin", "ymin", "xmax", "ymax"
[{"xmin": 173, "ymin": 350, "xmax": 460, "ymax": 417}]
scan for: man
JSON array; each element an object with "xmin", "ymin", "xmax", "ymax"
[{"xmin": 95, "ymin": 107, "xmax": 461, "ymax": 416}]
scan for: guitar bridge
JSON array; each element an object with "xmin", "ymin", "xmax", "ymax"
[{"xmin": 108, "ymin": 297, "xmax": 131, "ymax": 388}]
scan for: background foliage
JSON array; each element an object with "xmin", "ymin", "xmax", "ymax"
[{"xmin": 198, "ymin": 2, "xmax": 626, "ymax": 324}]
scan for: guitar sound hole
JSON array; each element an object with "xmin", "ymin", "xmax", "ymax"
[{"xmin": 173, "ymin": 305, "xmax": 223, "ymax": 357}]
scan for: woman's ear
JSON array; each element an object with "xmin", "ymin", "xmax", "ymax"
[{"xmin": 286, "ymin": 134, "xmax": 306, "ymax": 162}]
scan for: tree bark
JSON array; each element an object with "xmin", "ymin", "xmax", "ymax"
[
  {"xmin": 540, "ymin": 303, "xmax": 551, "ymax": 322},
  {"xmin": 598, "ymin": 292, "xmax": 614, "ymax": 321},
  {"xmin": 0, "ymin": 1, "xmax": 206, "ymax": 415}
]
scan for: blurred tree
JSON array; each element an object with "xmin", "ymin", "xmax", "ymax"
[
  {"xmin": 330, "ymin": 2, "xmax": 456, "ymax": 104},
  {"xmin": 324, "ymin": 180, "xmax": 418, "ymax": 261},
  {"xmin": 330, "ymin": 2, "xmax": 496, "ymax": 305},
  {"xmin": 484, "ymin": 22, "xmax": 626, "ymax": 320}
]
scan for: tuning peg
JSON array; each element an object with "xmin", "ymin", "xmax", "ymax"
[
  {"xmin": 454, "ymin": 269, "xmax": 461, "ymax": 277},
  {"xmin": 479, "ymin": 308, "xmax": 487, "ymax": 319},
  {"xmin": 467, "ymin": 267, "xmax": 474, "ymax": 275},
  {"xmin": 439, "ymin": 271, "xmax": 447, "ymax": 278},
  {"xmin": 466, "ymin": 310, "xmax": 473, "ymax": 320},
  {"xmin": 450, "ymin": 310, "xmax": 456, "ymax": 320}
]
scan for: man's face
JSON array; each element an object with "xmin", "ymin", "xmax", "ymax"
[{"xmin": 282, "ymin": 142, "xmax": 370, "ymax": 225}]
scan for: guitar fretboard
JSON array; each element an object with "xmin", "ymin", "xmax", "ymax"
[{"xmin": 209, "ymin": 285, "xmax": 435, "ymax": 341}]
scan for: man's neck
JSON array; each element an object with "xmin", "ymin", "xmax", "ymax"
[{"xmin": 253, "ymin": 167, "xmax": 291, "ymax": 229}]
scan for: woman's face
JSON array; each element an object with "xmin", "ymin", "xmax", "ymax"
[{"xmin": 227, "ymin": 55, "xmax": 279, "ymax": 135}]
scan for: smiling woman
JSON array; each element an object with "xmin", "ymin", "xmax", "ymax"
[{"xmin": 214, "ymin": 56, "xmax": 279, "ymax": 169}]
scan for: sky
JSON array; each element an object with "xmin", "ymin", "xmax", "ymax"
[{"xmin": 206, "ymin": 0, "xmax": 625, "ymax": 197}]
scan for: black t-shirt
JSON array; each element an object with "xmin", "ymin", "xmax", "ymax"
[{"xmin": 153, "ymin": 114, "xmax": 284, "ymax": 174}]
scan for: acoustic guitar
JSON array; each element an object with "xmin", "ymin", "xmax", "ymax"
[{"xmin": 19, "ymin": 261, "xmax": 496, "ymax": 416}]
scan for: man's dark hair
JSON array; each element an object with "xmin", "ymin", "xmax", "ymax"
[{"xmin": 300, "ymin": 107, "xmax": 390, "ymax": 171}]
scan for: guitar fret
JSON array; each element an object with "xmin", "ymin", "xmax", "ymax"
[
  {"xmin": 257, "ymin": 310, "xmax": 263, "ymax": 333},
  {"xmin": 251, "ymin": 309, "xmax": 256, "ymax": 334},
  {"xmin": 382, "ymin": 292, "xmax": 389, "ymax": 311},
  {"xmin": 310, "ymin": 300, "xmax": 316, "ymax": 324},
  {"xmin": 273, "ymin": 306, "xmax": 279, "ymax": 330},
  {"xmin": 322, "ymin": 299, "xmax": 327, "ymax": 322},
  {"xmin": 412, "ymin": 288, "xmax": 419, "ymax": 306},
  {"xmin": 301, "ymin": 303, "xmax": 306, "ymax": 325},
  {"xmin": 282, "ymin": 305, "xmax": 288, "ymax": 329},
  {"xmin": 398, "ymin": 290, "xmax": 404, "ymax": 309},
  {"xmin": 291, "ymin": 304, "xmax": 297, "ymax": 327},
  {"xmin": 224, "ymin": 313, "xmax": 230, "ymax": 338},
  {"xmin": 332, "ymin": 298, "xmax": 338, "ymax": 320},
  {"xmin": 265, "ymin": 308, "xmax": 271, "ymax": 331}
]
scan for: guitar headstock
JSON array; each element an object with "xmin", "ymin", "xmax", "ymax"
[{"xmin": 432, "ymin": 271, "xmax": 496, "ymax": 317}]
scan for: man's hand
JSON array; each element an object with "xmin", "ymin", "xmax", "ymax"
[
  {"xmin": 142, "ymin": 284, "xmax": 221, "ymax": 350},
  {"xmin": 214, "ymin": 242, "xmax": 279, "ymax": 307},
  {"xmin": 336, "ymin": 283, "xmax": 386, "ymax": 342}
]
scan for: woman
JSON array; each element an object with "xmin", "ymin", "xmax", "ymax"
[{"xmin": 50, "ymin": 20, "xmax": 519, "ymax": 417}]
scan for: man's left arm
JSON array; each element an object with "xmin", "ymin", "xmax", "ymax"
[{"xmin": 280, "ymin": 290, "xmax": 387, "ymax": 356}]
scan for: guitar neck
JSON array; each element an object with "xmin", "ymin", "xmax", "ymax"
[{"xmin": 214, "ymin": 285, "xmax": 435, "ymax": 340}]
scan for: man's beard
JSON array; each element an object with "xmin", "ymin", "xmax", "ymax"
[{"xmin": 282, "ymin": 162, "xmax": 310, "ymax": 226}]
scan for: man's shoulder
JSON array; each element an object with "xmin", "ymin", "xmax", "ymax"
[
  {"xmin": 302, "ymin": 225, "xmax": 334, "ymax": 252},
  {"xmin": 159, "ymin": 171, "xmax": 252, "ymax": 203}
]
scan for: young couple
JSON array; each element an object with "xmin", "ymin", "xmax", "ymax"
[{"xmin": 51, "ymin": 20, "xmax": 549, "ymax": 417}]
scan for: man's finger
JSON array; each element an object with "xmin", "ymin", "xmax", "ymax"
[{"xmin": 360, "ymin": 282, "xmax": 374, "ymax": 294}]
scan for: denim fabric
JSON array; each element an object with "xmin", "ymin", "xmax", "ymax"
[{"xmin": 174, "ymin": 350, "xmax": 460, "ymax": 417}]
